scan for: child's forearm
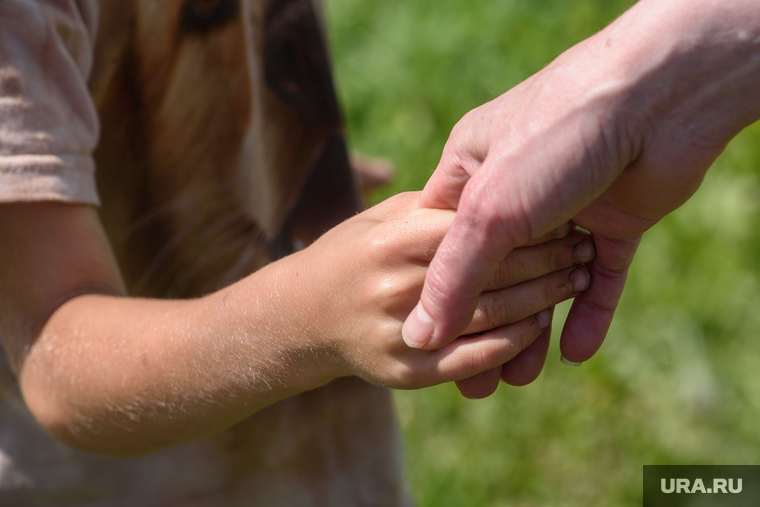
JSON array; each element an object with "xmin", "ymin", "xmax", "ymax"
[{"xmin": 20, "ymin": 260, "xmax": 334, "ymax": 457}]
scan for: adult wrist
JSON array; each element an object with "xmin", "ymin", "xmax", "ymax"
[{"xmin": 598, "ymin": 0, "xmax": 760, "ymax": 148}]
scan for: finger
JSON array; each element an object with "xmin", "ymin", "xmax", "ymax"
[
  {"xmin": 501, "ymin": 315, "xmax": 552, "ymax": 386},
  {"xmin": 456, "ymin": 308, "xmax": 555, "ymax": 396},
  {"xmin": 559, "ymin": 234, "xmax": 641, "ymax": 362},
  {"xmin": 454, "ymin": 366, "xmax": 501, "ymax": 399},
  {"xmin": 465, "ymin": 265, "xmax": 589, "ymax": 335},
  {"xmin": 484, "ymin": 231, "xmax": 594, "ymax": 291},
  {"xmin": 426, "ymin": 309, "xmax": 551, "ymax": 383}
]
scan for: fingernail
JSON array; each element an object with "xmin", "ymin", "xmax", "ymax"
[
  {"xmin": 561, "ymin": 355, "xmax": 583, "ymax": 367},
  {"xmin": 572, "ymin": 239, "xmax": 594, "ymax": 264},
  {"xmin": 537, "ymin": 309, "xmax": 551, "ymax": 329},
  {"xmin": 402, "ymin": 302, "xmax": 435, "ymax": 348},
  {"xmin": 570, "ymin": 266, "xmax": 590, "ymax": 293}
]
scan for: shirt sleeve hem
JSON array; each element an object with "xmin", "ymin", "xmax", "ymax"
[{"xmin": 0, "ymin": 154, "xmax": 100, "ymax": 206}]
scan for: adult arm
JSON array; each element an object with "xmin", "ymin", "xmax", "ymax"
[
  {"xmin": 403, "ymin": 0, "xmax": 760, "ymax": 369},
  {"xmin": 0, "ymin": 194, "xmax": 591, "ymax": 456}
]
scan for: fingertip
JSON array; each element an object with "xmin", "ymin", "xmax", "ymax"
[
  {"xmin": 455, "ymin": 367, "xmax": 501, "ymax": 399},
  {"xmin": 559, "ymin": 296, "xmax": 614, "ymax": 362},
  {"xmin": 572, "ymin": 238, "xmax": 595, "ymax": 264},
  {"xmin": 500, "ymin": 325, "xmax": 551, "ymax": 386},
  {"xmin": 537, "ymin": 308, "xmax": 551, "ymax": 329},
  {"xmin": 570, "ymin": 266, "xmax": 591, "ymax": 294}
]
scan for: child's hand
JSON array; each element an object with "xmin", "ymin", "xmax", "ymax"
[{"xmin": 276, "ymin": 192, "xmax": 593, "ymax": 392}]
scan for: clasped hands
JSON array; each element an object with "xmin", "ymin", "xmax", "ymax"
[
  {"xmin": 276, "ymin": 192, "xmax": 595, "ymax": 400},
  {"xmin": 281, "ymin": 0, "xmax": 760, "ymax": 402}
]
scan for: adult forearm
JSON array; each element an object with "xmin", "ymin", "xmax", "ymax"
[
  {"xmin": 19, "ymin": 262, "xmax": 333, "ymax": 457},
  {"xmin": 583, "ymin": 0, "xmax": 760, "ymax": 221},
  {"xmin": 608, "ymin": 0, "xmax": 760, "ymax": 136}
]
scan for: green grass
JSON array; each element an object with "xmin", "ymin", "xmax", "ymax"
[{"xmin": 325, "ymin": 0, "xmax": 760, "ymax": 505}]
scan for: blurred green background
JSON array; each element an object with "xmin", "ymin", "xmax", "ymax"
[{"xmin": 324, "ymin": 0, "xmax": 760, "ymax": 506}]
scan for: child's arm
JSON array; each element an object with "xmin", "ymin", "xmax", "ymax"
[{"xmin": 0, "ymin": 193, "xmax": 592, "ymax": 456}]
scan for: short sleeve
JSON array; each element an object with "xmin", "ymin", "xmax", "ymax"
[{"xmin": 0, "ymin": 0, "xmax": 100, "ymax": 205}]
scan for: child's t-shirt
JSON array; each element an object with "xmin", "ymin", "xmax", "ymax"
[{"xmin": 0, "ymin": 0, "xmax": 100, "ymax": 205}]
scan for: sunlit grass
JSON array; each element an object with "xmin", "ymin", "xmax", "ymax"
[{"xmin": 326, "ymin": 1, "xmax": 760, "ymax": 505}]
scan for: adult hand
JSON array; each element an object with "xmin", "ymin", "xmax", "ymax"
[{"xmin": 402, "ymin": 0, "xmax": 760, "ymax": 368}]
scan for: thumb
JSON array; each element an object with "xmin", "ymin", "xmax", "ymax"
[
  {"xmin": 406, "ymin": 141, "xmax": 490, "ymax": 348},
  {"xmin": 402, "ymin": 192, "xmax": 515, "ymax": 349}
]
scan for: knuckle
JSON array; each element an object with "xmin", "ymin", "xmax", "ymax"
[
  {"xmin": 538, "ymin": 276, "xmax": 569, "ymax": 309},
  {"xmin": 550, "ymin": 267, "xmax": 579, "ymax": 301},
  {"xmin": 584, "ymin": 298, "xmax": 617, "ymax": 314},
  {"xmin": 518, "ymin": 317, "xmax": 543, "ymax": 351},
  {"xmin": 593, "ymin": 261, "xmax": 629, "ymax": 281},
  {"xmin": 557, "ymin": 233, "xmax": 583, "ymax": 267},
  {"xmin": 366, "ymin": 233, "xmax": 388, "ymax": 257},
  {"xmin": 549, "ymin": 242, "xmax": 566, "ymax": 270},
  {"xmin": 454, "ymin": 344, "xmax": 501, "ymax": 380},
  {"xmin": 468, "ymin": 346, "xmax": 494, "ymax": 374},
  {"xmin": 369, "ymin": 277, "xmax": 406, "ymax": 314},
  {"xmin": 541, "ymin": 286, "xmax": 552, "ymax": 310},
  {"xmin": 492, "ymin": 258, "xmax": 514, "ymax": 287},
  {"xmin": 366, "ymin": 227, "xmax": 401, "ymax": 263},
  {"xmin": 452, "ymin": 109, "xmax": 477, "ymax": 136},
  {"xmin": 477, "ymin": 295, "xmax": 510, "ymax": 329}
]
